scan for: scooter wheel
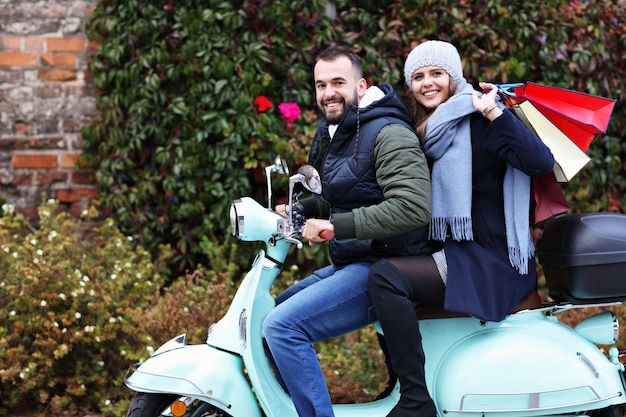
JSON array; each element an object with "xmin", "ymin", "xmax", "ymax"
[
  {"xmin": 127, "ymin": 393, "xmax": 178, "ymax": 417},
  {"xmin": 126, "ymin": 392, "xmax": 233, "ymax": 417}
]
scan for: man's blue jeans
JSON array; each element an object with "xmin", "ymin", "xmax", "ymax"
[{"xmin": 263, "ymin": 262, "xmax": 377, "ymax": 417}]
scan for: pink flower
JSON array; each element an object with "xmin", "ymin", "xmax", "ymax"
[
  {"xmin": 254, "ymin": 96, "xmax": 273, "ymax": 112},
  {"xmin": 278, "ymin": 102, "xmax": 301, "ymax": 128}
]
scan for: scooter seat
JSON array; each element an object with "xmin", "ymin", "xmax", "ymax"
[{"xmin": 414, "ymin": 290, "xmax": 542, "ymax": 320}]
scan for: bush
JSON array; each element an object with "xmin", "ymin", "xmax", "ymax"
[
  {"xmin": 0, "ymin": 199, "xmax": 169, "ymax": 416},
  {"xmin": 0, "ymin": 198, "xmax": 386, "ymax": 415},
  {"xmin": 319, "ymin": 327, "xmax": 391, "ymax": 402},
  {"xmin": 82, "ymin": 0, "xmax": 319, "ymax": 275}
]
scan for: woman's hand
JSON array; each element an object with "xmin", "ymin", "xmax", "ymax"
[
  {"xmin": 473, "ymin": 82, "xmax": 503, "ymax": 121},
  {"xmin": 302, "ymin": 218, "xmax": 334, "ymax": 246}
]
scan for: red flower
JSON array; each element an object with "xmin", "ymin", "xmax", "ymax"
[
  {"xmin": 278, "ymin": 102, "xmax": 301, "ymax": 128},
  {"xmin": 608, "ymin": 193, "xmax": 620, "ymax": 212},
  {"xmin": 254, "ymin": 96, "xmax": 273, "ymax": 112}
]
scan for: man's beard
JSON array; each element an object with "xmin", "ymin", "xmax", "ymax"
[
  {"xmin": 324, "ymin": 108, "xmax": 345, "ymax": 125},
  {"xmin": 322, "ymin": 90, "xmax": 358, "ymax": 125}
]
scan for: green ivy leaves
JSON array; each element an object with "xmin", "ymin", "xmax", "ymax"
[{"xmin": 83, "ymin": 0, "xmax": 626, "ymax": 276}]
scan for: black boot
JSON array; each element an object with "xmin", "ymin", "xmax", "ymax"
[
  {"xmin": 369, "ymin": 259, "xmax": 437, "ymax": 417},
  {"xmin": 374, "ymin": 333, "xmax": 398, "ymax": 400}
]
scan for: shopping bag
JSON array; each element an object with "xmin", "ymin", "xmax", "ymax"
[
  {"xmin": 511, "ymin": 100, "xmax": 591, "ymax": 182},
  {"xmin": 506, "ymin": 82, "xmax": 616, "ymax": 152},
  {"xmin": 532, "ymin": 171, "xmax": 570, "ymax": 224}
]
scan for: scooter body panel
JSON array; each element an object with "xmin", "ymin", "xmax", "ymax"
[
  {"xmin": 125, "ymin": 339, "xmax": 261, "ymax": 417},
  {"xmin": 205, "ymin": 250, "xmax": 266, "ymax": 354},
  {"xmin": 240, "ymin": 247, "xmax": 300, "ymax": 417},
  {"xmin": 423, "ymin": 311, "xmax": 626, "ymax": 416}
]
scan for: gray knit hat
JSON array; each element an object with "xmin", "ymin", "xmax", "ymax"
[{"xmin": 404, "ymin": 40, "xmax": 464, "ymax": 87}]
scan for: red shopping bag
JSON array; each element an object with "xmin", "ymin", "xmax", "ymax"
[
  {"xmin": 532, "ymin": 171, "xmax": 570, "ymax": 224},
  {"xmin": 510, "ymin": 82, "xmax": 616, "ymax": 152}
]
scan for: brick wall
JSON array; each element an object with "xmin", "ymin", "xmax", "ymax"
[{"xmin": 0, "ymin": 0, "xmax": 100, "ymax": 218}]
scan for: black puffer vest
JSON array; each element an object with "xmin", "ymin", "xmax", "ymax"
[{"xmin": 309, "ymin": 83, "xmax": 433, "ymax": 266}]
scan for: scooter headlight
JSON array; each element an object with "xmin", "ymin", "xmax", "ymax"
[
  {"xmin": 229, "ymin": 197, "xmax": 281, "ymax": 242},
  {"xmin": 575, "ymin": 311, "xmax": 619, "ymax": 345},
  {"xmin": 230, "ymin": 199, "xmax": 243, "ymax": 239}
]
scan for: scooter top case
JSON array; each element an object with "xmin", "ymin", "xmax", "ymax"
[{"xmin": 537, "ymin": 212, "xmax": 626, "ymax": 303}]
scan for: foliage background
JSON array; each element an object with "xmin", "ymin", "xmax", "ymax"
[
  {"xmin": 1, "ymin": 0, "xmax": 625, "ymax": 415},
  {"xmin": 81, "ymin": 0, "xmax": 626, "ymax": 275}
]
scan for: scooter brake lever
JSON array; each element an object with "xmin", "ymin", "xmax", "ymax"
[{"xmin": 284, "ymin": 236, "xmax": 303, "ymax": 249}]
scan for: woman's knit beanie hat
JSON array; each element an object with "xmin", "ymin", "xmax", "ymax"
[{"xmin": 404, "ymin": 40, "xmax": 464, "ymax": 87}]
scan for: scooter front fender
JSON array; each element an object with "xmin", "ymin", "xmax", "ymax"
[{"xmin": 125, "ymin": 335, "xmax": 261, "ymax": 417}]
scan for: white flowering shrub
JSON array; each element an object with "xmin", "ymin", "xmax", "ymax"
[{"xmin": 0, "ymin": 199, "xmax": 168, "ymax": 416}]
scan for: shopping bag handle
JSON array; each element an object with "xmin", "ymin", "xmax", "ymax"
[
  {"xmin": 497, "ymin": 83, "xmax": 524, "ymax": 97},
  {"xmin": 496, "ymin": 83, "xmax": 526, "ymax": 107}
]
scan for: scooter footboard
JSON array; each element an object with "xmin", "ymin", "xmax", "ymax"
[{"xmin": 125, "ymin": 340, "xmax": 261, "ymax": 417}]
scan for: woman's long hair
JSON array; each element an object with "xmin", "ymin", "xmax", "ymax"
[{"xmin": 411, "ymin": 78, "xmax": 457, "ymax": 143}]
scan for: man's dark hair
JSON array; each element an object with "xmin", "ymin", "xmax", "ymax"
[{"xmin": 316, "ymin": 44, "xmax": 364, "ymax": 79}]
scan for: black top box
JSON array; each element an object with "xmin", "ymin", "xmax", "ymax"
[{"xmin": 536, "ymin": 212, "xmax": 626, "ymax": 303}]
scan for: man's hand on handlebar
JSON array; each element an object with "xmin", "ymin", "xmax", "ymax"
[{"xmin": 302, "ymin": 218, "xmax": 334, "ymax": 246}]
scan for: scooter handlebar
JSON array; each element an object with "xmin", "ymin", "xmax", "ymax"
[{"xmin": 319, "ymin": 230, "xmax": 334, "ymax": 240}]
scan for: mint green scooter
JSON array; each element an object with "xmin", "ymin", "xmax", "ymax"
[{"xmin": 124, "ymin": 157, "xmax": 626, "ymax": 417}]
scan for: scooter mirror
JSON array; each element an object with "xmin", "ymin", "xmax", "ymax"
[
  {"xmin": 297, "ymin": 165, "xmax": 322, "ymax": 194},
  {"xmin": 267, "ymin": 155, "xmax": 289, "ymax": 176},
  {"xmin": 265, "ymin": 155, "xmax": 290, "ymax": 209}
]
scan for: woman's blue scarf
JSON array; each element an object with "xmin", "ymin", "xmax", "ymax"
[{"xmin": 423, "ymin": 80, "xmax": 534, "ymax": 274}]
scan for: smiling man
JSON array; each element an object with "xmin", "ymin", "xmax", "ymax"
[
  {"xmin": 263, "ymin": 44, "xmax": 437, "ymax": 417},
  {"xmin": 313, "ymin": 53, "xmax": 363, "ymax": 124}
]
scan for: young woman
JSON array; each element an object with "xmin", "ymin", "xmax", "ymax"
[{"xmin": 367, "ymin": 40, "xmax": 555, "ymax": 417}]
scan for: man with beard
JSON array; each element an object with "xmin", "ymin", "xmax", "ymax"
[{"xmin": 263, "ymin": 44, "xmax": 436, "ymax": 417}]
